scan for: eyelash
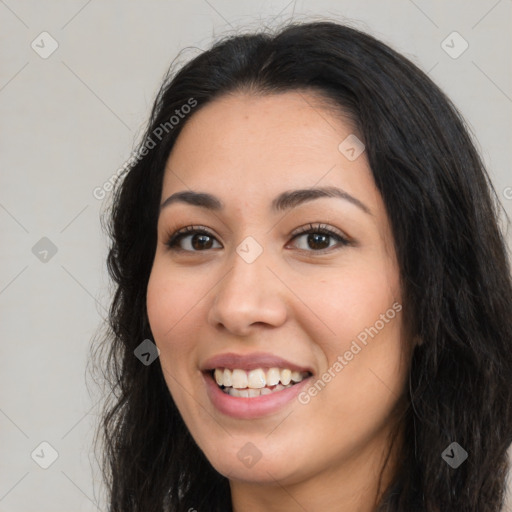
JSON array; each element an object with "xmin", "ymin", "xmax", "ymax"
[{"xmin": 164, "ymin": 223, "xmax": 350, "ymax": 254}]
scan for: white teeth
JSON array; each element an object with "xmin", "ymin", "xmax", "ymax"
[
  {"xmin": 223, "ymin": 368, "xmax": 232, "ymax": 387},
  {"xmin": 291, "ymin": 371, "xmax": 302, "ymax": 382},
  {"xmin": 280, "ymin": 369, "xmax": 292, "ymax": 386},
  {"xmin": 225, "ymin": 383, "xmax": 294, "ymax": 397},
  {"xmin": 247, "ymin": 369, "xmax": 266, "ymax": 388},
  {"xmin": 231, "ymin": 369, "xmax": 248, "ymax": 389},
  {"xmin": 266, "ymin": 367, "xmax": 280, "ymax": 386},
  {"xmin": 212, "ymin": 367, "xmax": 310, "ymax": 390}
]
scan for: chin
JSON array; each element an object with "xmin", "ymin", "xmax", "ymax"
[
  {"xmin": 198, "ymin": 435, "xmax": 311, "ymax": 486},
  {"xmin": 213, "ymin": 457, "xmax": 302, "ymax": 485}
]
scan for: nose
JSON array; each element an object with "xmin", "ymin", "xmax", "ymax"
[{"xmin": 207, "ymin": 247, "xmax": 288, "ymax": 336}]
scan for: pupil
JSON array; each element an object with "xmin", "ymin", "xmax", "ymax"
[
  {"xmin": 193, "ymin": 234, "xmax": 212, "ymax": 250},
  {"xmin": 309, "ymin": 233, "xmax": 328, "ymax": 250}
]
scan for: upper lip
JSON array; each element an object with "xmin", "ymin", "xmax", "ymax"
[{"xmin": 201, "ymin": 352, "xmax": 314, "ymax": 374}]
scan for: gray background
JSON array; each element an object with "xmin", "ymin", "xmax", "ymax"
[{"xmin": 1, "ymin": 1, "xmax": 511, "ymax": 510}]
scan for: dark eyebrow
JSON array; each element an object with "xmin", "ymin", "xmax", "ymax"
[{"xmin": 160, "ymin": 186, "xmax": 372, "ymax": 215}]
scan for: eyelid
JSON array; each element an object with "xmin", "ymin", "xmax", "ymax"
[{"xmin": 289, "ymin": 222, "xmax": 348, "ymax": 240}]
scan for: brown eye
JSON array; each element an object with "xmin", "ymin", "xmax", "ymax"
[
  {"xmin": 165, "ymin": 226, "xmax": 221, "ymax": 252},
  {"xmin": 164, "ymin": 223, "xmax": 349, "ymax": 254},
  {"xmin": 303, "ymin": 233, "xmax": 331, "ymax": 250},
  {"xmin": 189, "ymin": 233, "xmax": 215, "ymax": 250},
  {"xmin": 289, "ymin": 223, "xmax": 350, "ymax": 253}
]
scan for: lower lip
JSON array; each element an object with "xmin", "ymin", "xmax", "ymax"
[{"xmin": 203, "ymin": 372, "xmax": 312, "ymax": 419}]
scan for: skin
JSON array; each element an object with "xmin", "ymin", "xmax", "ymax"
[{"xmin": 146, "ymin": 90, "xmax": 411, "ymax": 512}]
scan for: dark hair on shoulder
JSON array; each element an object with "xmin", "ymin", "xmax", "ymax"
[{"xmin": 91, "ymin": 20, "xmax": 512, "ymax": 512}]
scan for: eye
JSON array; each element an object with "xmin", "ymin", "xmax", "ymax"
[
  {"xmin": 165, "ymin": 225, "xmax": 221, "ymax": 252},
  {"xmin": 288, "ymin": 223, "xmax": 350, "ymax": 253},
  {"xmin": 164, "ymin": 223, "xmax": 350, "ymax": 253}
]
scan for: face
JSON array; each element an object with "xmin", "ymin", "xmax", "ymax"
[{"xmin": 146, "ymin": 91, "xmax": 409, "ymax": 489}]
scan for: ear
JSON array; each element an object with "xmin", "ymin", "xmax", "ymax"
[{"xmin": 414, "ymin": 335, "xmax": 424, "ymax": 346}]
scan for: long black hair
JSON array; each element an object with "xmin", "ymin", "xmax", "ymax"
[{"xmin": 91, "ymin": 20, "xmax": 512, "ymax": 511}]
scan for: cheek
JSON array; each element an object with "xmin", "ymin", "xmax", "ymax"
[
  {"xmin": 292, "ymin": 259, "xmax": 400, "ymax": 349},
  {"xmin": 146, "ymin": 264, "xmax": 200, "ymax": 404},
  {"xmin": 146, "ymin": 260, "xmax": 205, "ymax": 345},
  {"xmin": 321, "ymin": 267, "xmax": 405, "ymax": 417},
  {"xmin": 296, "ymin": 257, "xmax": 405, "ymax": 406}
]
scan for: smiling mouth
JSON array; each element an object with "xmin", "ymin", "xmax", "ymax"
[{"xmin": 209, "ymin": 367, "xmax": 312, "ymax": 398}]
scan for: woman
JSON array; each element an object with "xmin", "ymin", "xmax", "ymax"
[{"xmin": 93, "ymin": 20, "xmax": 512, "ymax": 511}]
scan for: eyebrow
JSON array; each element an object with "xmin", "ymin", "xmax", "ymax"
[{"xmin": 159, "ymin": 186, "xmax": 372, "ymax": 215}]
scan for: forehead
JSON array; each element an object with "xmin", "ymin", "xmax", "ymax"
[
  {"xmin": 163, "ymin": 91, "xmax": 373, "ymax": 198},
  {"xmin": 160, "ymin": 91, "xmax": 396, "ymax": 258}
]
